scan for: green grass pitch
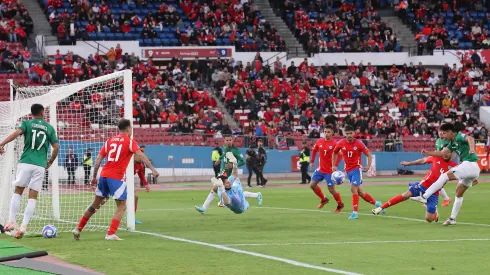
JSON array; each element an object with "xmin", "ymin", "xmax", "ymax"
[{"xmin": 2, "ymin": 179, "xmax": 490, "ymax": 275}]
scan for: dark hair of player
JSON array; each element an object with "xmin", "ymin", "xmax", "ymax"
[
  {"xmin": 118, "ymin": 119, "xmax": 131, "ymax": 130},
  {"xmin": 140, "ymin": 145, "xmax": 146, "ymax": 149},
  {"xmin": 325, "ymin": 124, "xmax": 334, "ymax": 131},
  {"xmin": 31, "ymin": 104, "xmax": 44, "ymax": 116},
  {"xmin": 344, "ymin": 125, "xmax": 355, "ymax": 132},
  {"xmin": 439, "ymin": 123, "xmax": 457, "ymax": 133},
  {"xmin": 217, "ymin": 175, "xmax": 228, "ymax": 181}
]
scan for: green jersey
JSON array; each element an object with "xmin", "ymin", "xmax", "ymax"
[
  {"xmin": 18, "ymin": 118, "xmax": 58, "ymax": 168},
  {"xmin": 435, "ymin": 138, "xmax": 449, "ymax": 151},
  {"xmin": 220, "ymin": 146, "xmax": 245, "ymax": 176},
  {"xmin": 445, "ymin": 132, "xmax": 479, "ymax": 162}
]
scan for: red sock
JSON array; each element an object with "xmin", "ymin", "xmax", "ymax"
[
  {"xmin": 381, "ymin": 194, "xmax": 404, "ymax": 209},
  {"xmin": 333, "ymin": 192, "xmax": 343, "ymax": 205},
  {"xmin": 313, "ymin": 186, "xmax": 326, "ymax": 201},
  {"xmin": 352, "ymin": 194, "xmax": 359, "ymax": 212},
  {"xmin": 77, "ymin": 216, "xmax": 89, "ymax": 232},
  {"xmin": 361, "ymin": 192, "xmax": 377, "ymax": 205},
  {"xmin": 107, "ymin": 219, "xmax": 121, "ymax": 236}
]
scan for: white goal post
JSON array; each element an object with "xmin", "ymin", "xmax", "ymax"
[{"xmin": 0, "ymin": 69, "xmax": 135, "ymax": 235}]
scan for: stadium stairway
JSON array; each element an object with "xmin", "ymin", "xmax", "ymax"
[
  {"xmin": 382, "ymin": 15, "xmax": 418, "ymax": 56},
  {"xmin": 209, "ymin": 88, "xmax": 239, "ymax": 129},
  {"xmin": 23, "ymin": 0, "xmax": 58, "ymax": 48},
  {"xmin": 254, "ymin": 0, "xmax": 308, "ymax": 58}
]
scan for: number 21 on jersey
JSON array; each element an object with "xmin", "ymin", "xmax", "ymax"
[{"xmin": 108, "ymin": 144, "xmax": 122, "ymax": 162}]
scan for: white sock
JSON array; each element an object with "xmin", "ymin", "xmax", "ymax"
[
  {"xmin": 243, "ymin": 191, "xmax": 258, "ymax": 198},
  {"xmin": 9, "ymin": 193, "xmax": 21, "ymax": 223},
  {"xmin": 450, "ymin": 197, "xmax": 464, "ymax": 220},
  {"xmin": 423, "ymin": 173, "xmax": 449, "ymax": 199},
  {"xmin": 439, "ymin": 188, "xmax": 450, "ymax": 200},
  {"xmin": 202, "ymin": 191, "xmax": 216, "ymax": 210},
  {"xmin": 22, "ymin": 199, "xmax": 36, "ymax": 227}
]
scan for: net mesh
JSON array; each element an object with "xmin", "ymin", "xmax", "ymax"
[{"xmin": 0, "ymin": 70, "xmax": 133, "ymax": 235}]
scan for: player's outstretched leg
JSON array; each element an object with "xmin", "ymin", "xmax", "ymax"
[
  {"xmin": 373, "ymin": 191, "xmax": 410, "ymax": 215},
  {"xmin": 443, "ymin": 183, "xmax": 468, "ymax": 226},
  {"xmin": 195, "ymin": 178, "xmax": 220, "ymax": 214},
  {"xmin": 244, "ymin": 191, "xmax": 262, "ymax": 206},
  {"xmin": 309, "ymin": 175, "xmax": 329, "ymax": 209},
  {"xmin": 439, "ymin": 188, "xmax": 451, "ymax": 207},
  {"xmin": 327, "ymin": 186, "xmax": 344, "ymax": 213},
  {"xmin": 135, "ymin": 194, "xmax": 142, "ymax": 225},
  {"xmin": 73, "ymin": 196, "xmax": 105, "ymax": 240},
  {"xmin": 358, "ymin": 186, "xmax": 386, "ymax": 215},
  {"xmin": 412, "ymin": 171, "xmax": 455, "ymax": 203}
]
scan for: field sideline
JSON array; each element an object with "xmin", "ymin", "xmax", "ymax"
[{"xmin": 1, "ymin": 176, "xmax": 490, "ymax": 275}]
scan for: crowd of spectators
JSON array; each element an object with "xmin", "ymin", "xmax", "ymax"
[
  {"xmin": 43, "ymin": 0, "xmax": 286, "ymax": 51},
  {"xmin": 277, "ymin": 0, "xmax": 400, "ymax": 55},
  {"xmin": 398, "ymin": 0, "xmax": 490, "ymax": 54},
  {"xmin": 0, "ymin": 0, "xmax": 34, "ymax": 72}
]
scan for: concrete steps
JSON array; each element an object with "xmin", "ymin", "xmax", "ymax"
[
  {"xmin": 255, "ymin": 0, "xmax": 308, "ymax": 58},
  {"xmin": 383, "ymin": 16, "xmax": 418, "ymax": 55}
]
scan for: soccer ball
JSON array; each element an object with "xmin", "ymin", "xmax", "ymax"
[
  {"xmin": 42, "ymin": 225, "xmax": 57, "ymax": 238},
  {"xmin": 331, "ymin": 171, "xmax": 345, "ymax": 185}
]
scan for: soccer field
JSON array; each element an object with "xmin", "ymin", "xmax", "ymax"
[{"xmin": 2, "ymin": 179, "xmax": 490, "ymax": 275}]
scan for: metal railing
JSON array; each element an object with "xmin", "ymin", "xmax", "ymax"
[{"xmin": 133, "ymin": 131, "xmax": 489, "ymax": 152}]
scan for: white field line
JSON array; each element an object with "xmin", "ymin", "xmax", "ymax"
[
  {"xmin": 258, "ymin": 206, "xmax": 490, "ymax": 227},
  {"xmin": 134, "ymin": 230, "xmax": 364, "ymax": 275},
  {"xmin": 224, "ymin": 238, "xmax": 490, "ymax": 247}
]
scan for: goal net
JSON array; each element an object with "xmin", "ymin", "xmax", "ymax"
[{"xmin": 0, "ymin": 70, "xmax": 135, "ymax": 236}]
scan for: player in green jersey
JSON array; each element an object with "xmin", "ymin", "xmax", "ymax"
[
  {"xmin": 0, "ymin": 104, "xmax": 59, "ymax": 239},
  {"xmin": 411, "ymin": 123, "xmax": 480, "ymax": 226},
  {"xmin": 435, "ymin": 132, "xmax": 452, "ymax": 207}
]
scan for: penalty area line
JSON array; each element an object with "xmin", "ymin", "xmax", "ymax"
[
  {"xmin": 133, "ymin": 230, "xmax": 364, "ymax": 275},
  {"xmin": 224, "ymin": 238, "xmax": 490, "ymax": 247},
  {"xmin": 258, "ymin": 206, "xmax": 490, "ymax": 227}
]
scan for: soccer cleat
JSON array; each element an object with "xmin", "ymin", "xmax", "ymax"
[
  {"xmin": 410, "ymin": 195, "xmax": 428, "ymax": 204},
  {"xmin": 372, "ymin": 207, "xmax": 383, "ymax": 215},
  {"xmin": 218, "ymin": 201, "xmax": 224, "ymax": 207},
  {"xmin": 442, "ymin": 218, "xmax": 456, "ymax": 226},
  {"xmin": 194, "ymin": 205, "xmax": 206, "ymax": 214},
  {"xmin": 4, "ymin": 222, "xmax": 16, "ymax": 232},
  {"xmin": 257, "ymin": 192, "xmax": 263, "ymax": 206},
  {"xmin": 375, "ymin": 201, "xmax": 386, "ymax": 214},
  {"xmin": 105, "ymin": 234, "xmax": 123, "ymax": 241},
  {"xmin": 334, "ymin": 203, "xmax": 344, "ymax": 213},
  {"xmin": 13, "ymin": 226, "xmax": 26, "ymax": 239},
  {"xmin": 318, "ymin": 198, "xmax": 329, "ymax": 209},
  {"xmin": 442, "ymin": 198, "xmax": 452, "ymax": 207},
  {"xmin": 72, "ymin": 228, "xmax": 81, "ymax": 241},
  {"xmin": 135, "ymin": 220, "xmax": 142, "ymax": 225},
  {"xmin": 348, "ymin": 212, "xmax": 359, "ymax": 220}
]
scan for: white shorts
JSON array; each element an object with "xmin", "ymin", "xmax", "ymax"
[
  {"xmin": 451, "ymin": 161, "xmax": 480, "ymax": 187},
  {"xmin": 13, "ymin": 163, "xmax": 46, "ymax": 192}
]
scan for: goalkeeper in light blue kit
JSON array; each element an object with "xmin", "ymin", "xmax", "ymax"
[{"xmin": 195, "ymin": 152, "xmax": 262, "ymax": 214}]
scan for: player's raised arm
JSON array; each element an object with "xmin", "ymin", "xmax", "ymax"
[
  {"xmin": 422, "ymin": 147, "xmax": 450, "ymax": 157},
  {"xmin": 135, "ymin": 150, "xmax": 159, "ymax": 178},
  {"xmin": 0, "ymin": 128, "xmax": 23, "ymax": 153},
  {"xmin": 400, "ymin": 157, "xmax": 429, "ymax": 167}
]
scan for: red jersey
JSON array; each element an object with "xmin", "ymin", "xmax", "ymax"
[
  {"xmin": 100, "ymin": 134, "xmax": 140, "ymax": 180},
  {"xmin": 134, "ymin": 162, "xmax": 148, "ymax": 186},
  {"xmin": 333, "ymin": 139, "xmax": 369, "ymax": 172},
  {"xmin": 311, "ymin": 138, "xmax": 342, "ymax": 174},
  {"xmin": 420, "ymin": 157, "xmax": 457, "ymax": 196}
]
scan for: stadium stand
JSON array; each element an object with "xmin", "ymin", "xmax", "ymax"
[
  {"xmin": 397, "ymin": 0, "xmax": 490, "ymax": 54},
  {"xmin": 40, "ymin": 0, "xmax": 286, "ymax": 51},
  {"xmin": 275, "ymin": 0, "xmax": 402, "ymax": 54}
]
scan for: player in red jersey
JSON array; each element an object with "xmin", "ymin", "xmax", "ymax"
[
  {"xmin": 372, "ymin": 152, "xmax": 458, "ymax": 222},
  {"xmin": 333, "ymin": 125, "xmax": 381, "ymax": 220},
  {"xmin": 73, "ymin": 119, "xmax": 158, "ymax": 241},
  {"xmin": 309, "ymin": 125, "xmax": 344, "ymax": 211},
  {"xmin": 134, "ymin": 145, "xmax": 150, "ymax": 225}
]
